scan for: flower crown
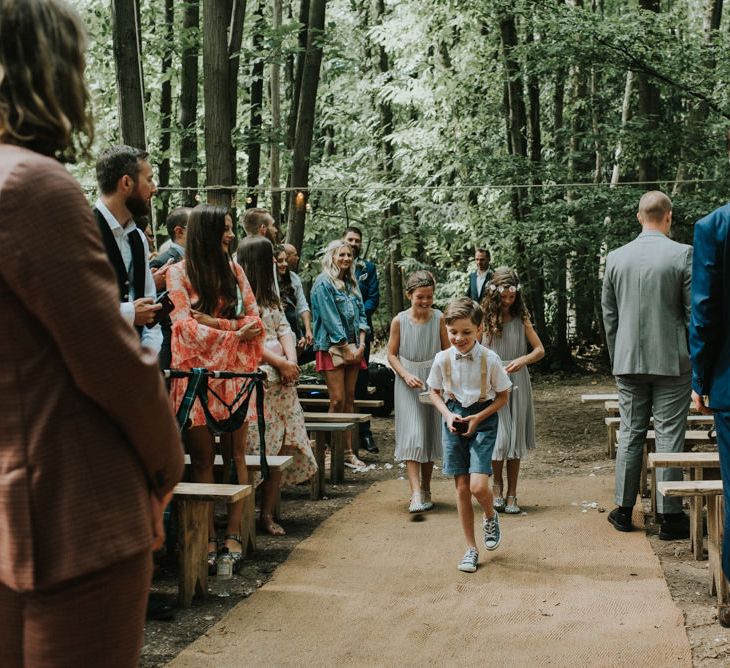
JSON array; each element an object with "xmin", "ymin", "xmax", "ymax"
[{"xmin": 488, "ymin": 283, "xmax": 521, "ymax": 294}]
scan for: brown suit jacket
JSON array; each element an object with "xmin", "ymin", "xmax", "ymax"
[{"xmin": 0, "ymin": 145, "xmax": 184, "ymax": 592}]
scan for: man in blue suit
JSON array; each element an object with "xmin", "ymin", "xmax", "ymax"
[
  {"xmin": 344, "ymin": 226, "xmax": 380, "ymax": 453},
  {"xmin": 689, "ymin": 205, "xmax": 730, "ymax": 625}
]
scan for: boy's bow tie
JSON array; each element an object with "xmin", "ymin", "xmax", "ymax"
[{"xmin": 455, "ymin": 352, "xmax": 473, "ymax": 361}]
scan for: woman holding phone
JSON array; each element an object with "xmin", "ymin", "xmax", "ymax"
[
  {"xmin": 167, "ymin": 204, "xmax": 263, "ymax": 571},
  {"xmin": 310, "ymin": 239, "xmax": 369, "ymax": 468}
]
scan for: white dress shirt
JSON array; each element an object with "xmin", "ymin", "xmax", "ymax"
[
  {"xmin": 290, "ymin": 271, "xmax": 310, "ymax": 316},
  {"xmin": 476, "ymin": 270, "xmax": 489, "ymax": 298},
  {"xmin": 94, "ymin": 198, "xmax": 162, "ymax": 353},
  {"xmin": 427, "ymin": 342, "xmax": 512, "ymax": 407}
]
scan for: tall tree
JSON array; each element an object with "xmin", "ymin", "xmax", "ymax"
[
  {"xmin": 636, "ymin": 0, "xmax": 661, "ymax": 184},
  {"xmin": 111, "ymin": 0, "xmax": 147, "ymax": 149},
  {"xmin": 246, "ymin": 1, "xmax": 265, "ymax": 207},
  {"xmin": 203, "ymin": 0, "xmax": 235, "ymax": 206},
  {"xmin": 270, "ymin": 0, "xmax": 283, "ymax": 224},
  {"xmin": 286, "ymin": 0, "xmax": 327, "ymax": 252},
  {"xmin": 179, "ymin": 0, "xmax": 199, "ymax": 206},
  {"xmin": 156, "ymin": 0, "xmax": 175, "ymax": 224}
]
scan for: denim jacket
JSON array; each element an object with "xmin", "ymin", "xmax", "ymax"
[{"xmin": 310, "ymin": 274, "xmax": 370, "ymax": 352}]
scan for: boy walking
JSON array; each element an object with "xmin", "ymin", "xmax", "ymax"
[{"xmin": 428, "ymin": 298, "xmax": 511, "ymax": 572}]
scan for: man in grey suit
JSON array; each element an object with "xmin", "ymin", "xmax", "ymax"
[{"xmin": 602, "ymin": 191, "xmax": 692, "ymax": 539}]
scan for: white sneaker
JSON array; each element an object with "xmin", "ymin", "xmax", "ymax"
[{"xmin": 458, "ymin": 547, "xmax": 479, "ymax": 572}]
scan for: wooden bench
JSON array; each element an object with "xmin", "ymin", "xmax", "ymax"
[
  {"xmin": 298, "ymin": 383, "xmax": 376, "ymax": 396},
  {"xmin": 649, "ymin": 452, "xmax": 721, "ymax": 559},
  {"xmin": 183, "ymin": 454, "xmax": 294, "ymax": 552},
  {"xmin": 581, "ymin": 393, "xmax": 618, "ymax": 403},
  {"xmin": 640, "ymin": 430, "xmax": 716, "ymax": 500},
  {"xmin": 658, "ymin": 480, "xmax": 728, "ymax": 609},
  {"xmin": 303, "ymin": 412, "xmax": 372, "ymax": 458},
  {"xmin": 305, "ymin": 421, "xmax": 356, "ymax": 490},
  {"xmin": 173, "ymin": 482, "xmax": 251, "ymax": 608},
  {"xmin": 605, "ymin": 415, "xmax": 714, "ymax": 458},
  {"xmin": 299, "ymin": 397, "xmax": 384, "ymax": 411}
]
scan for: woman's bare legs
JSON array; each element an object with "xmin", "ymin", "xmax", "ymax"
[
  {"xmin": 492, "ymin": 459, "xmax": 504, "ymax": 500},
  {"xmin": 420, "ymin": 462, "xmax": 434, "ymax": 495},
  {"xmin": 505, "ymin": 458, "xmax": 521, "ymax": 503},
  {"xmin": 259, "ymin": 471, "xmax": 284, "ymax": 535},
  {"xmin": 224, "ymin": 424, "xmax": 249, "ymax": 553},
  {"xmin": 324, "ymin": 365, "xmax": 364, "ymax": 464}
]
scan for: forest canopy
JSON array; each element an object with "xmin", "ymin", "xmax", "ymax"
[{"xmin": 70, "ymin": 0, "xmax": 730, "ymax": 362}]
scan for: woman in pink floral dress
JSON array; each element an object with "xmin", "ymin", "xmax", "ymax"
[
  {"xmin": 238, "ymin": 236, "xmax": 318, "ymax": 536},
  {"xmin": 168, "ymin": 204, "xmax": 263, "ymax": 569}
]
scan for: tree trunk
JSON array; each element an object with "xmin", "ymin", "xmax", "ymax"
[
  {"xmin": 246, "ymin": 1, "xmax": 265, "ymax": 207},
  {"xmin": 203, "ymin": 0, "xmax": 235, "ymax": 206},
  {"xmin": 611, "ymin": 70, "xmax": 633, "ymax": 186},
  {"xmin": 637, "ymin": 0, "xmax": 661, "ymax": 184},
  {"xmin": 286, "ymin": 0, "xmax": 326, "ymax": 253},
  {"xmin": 286, "ymin": 0, "xmax": 310, "ymax": 150},
  {"xmin": 111, "ymin": 0, "xmax": 147, "ymax": 149},
  {"xmin": 156, "ymin": 0, "xmax": 174, "ymax": 225},
  {"xmin": 270, "ymin": 0, "xmax": 283, "ymax": 225},
  {"xmin": 179, "ymin": 0, "xmax": 199, "ymax": 206}
]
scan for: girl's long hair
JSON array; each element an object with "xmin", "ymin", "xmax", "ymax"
[
  {"xmin": 275, "ymin": 245, "xmax": 296, "ymax": 304},
  {"xmin": 185, "ymin": 204, "xmax": 238, "ymax": 318},
  {"xmin": 320, "ymin": 240, "xmax": 360, "ymax": 294},
  {"xmin": 482, "ymin": 266, "xmax": 531, "ymax": 342},
  {"xmin": 237, "ymin": 236, "xmax": 280, "ymax": 309}
]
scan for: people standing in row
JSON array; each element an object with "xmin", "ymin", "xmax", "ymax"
[
  {"xmin": 466, "ymin": 247, "xmax": 494, "ymax": 303},
  {"xmin": 311, "ymin": 239, "xmax": 369, "ymax": 469},
  {"xmin": 387, "ymin": 271, "xmax": 449, "ymax": 513},
  {"xmin": 275, "ymin": 244, "xmax": 313, "ymax": 353},
  {"xmin": 167, "ymin": 205, "xmax": 264, "ymax": 572},
  {"xmin": 344, "ymin": 226, "xmax": 381, "ymax": 454},
  {"xmin": 93, "ymin": 145, "xmax": 163, "ymax": 353},
  {"xmin": 689, "ymin": 203, "xmax": 730, "ymax": 625},
  {"xmin": 602, "ymin": 191, "xmax": 692, "ymax": 540},
  {"xmin": 0, "ymin": 1, "xmax": 183, "ymax": 664},
  {"xmin": 238, "ymin": 237, "xmax": 318, "ymax": 536},
  {"xmin": 428, "ymin": 298, "xmax": 512, "ymax": 573},
  {"xmin": 482, "ymin": 268, "xmax": 544, "ymax": 515}
]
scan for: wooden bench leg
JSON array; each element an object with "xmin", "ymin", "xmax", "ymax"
[
  {"xmin": 717, "ymin": 496, "xmax": 730, "ymax": 605},
  {"xmin": 607, "ymin": 424, "xmax": 617, "ymax": 459},
  {"xmin": 240, "ymin": 493, "xmax": 256, "ymax": 556},
  {"xmin": 177, "ymin": 499, "xmax": 208, "ymax": 608},
  {"xmin": 310, "ymin": 438, "xmax": 323, "ymax": 500},
  {"xmin": 331, "ymin": 431, "xmax": 345, "ymax": 484},
  {"xmin": 690, "ymin": 468, "xmax": 705, "ymax": 561}
]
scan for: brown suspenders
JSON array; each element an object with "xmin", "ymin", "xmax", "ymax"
[{"xmin": 443, "ymin": 349, "xmax": 489, "ymax": 404}]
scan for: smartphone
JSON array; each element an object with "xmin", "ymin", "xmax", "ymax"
[
  {"xmin": 453, "ymin": 419, "xmax": 468, "ymax": 434},
  {"xmin": 146, "ymin": 291, "xmax": 175, "ymax": 327}
]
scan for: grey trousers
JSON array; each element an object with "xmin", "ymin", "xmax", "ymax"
[{"xmin": 614, "ymin": 373, "xmax": 691, "ymax": 514}]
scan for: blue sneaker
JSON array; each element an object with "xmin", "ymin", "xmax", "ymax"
[
  {"xmin": 483, "ymin": 512, "xmax": 501, "ymax": 551},
  {"xmin": 458, "ymin": 547, "xmax": 479, "ymax": 573}
]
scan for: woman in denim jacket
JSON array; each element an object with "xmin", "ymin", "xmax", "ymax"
[{"xmin": 311, "ymin": 240, "xmax": 370, "ymax": 468}]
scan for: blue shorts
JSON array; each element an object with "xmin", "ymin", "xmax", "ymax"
[{"xmin": 442, "ymin": 398, "xmax": 499, "ymax": 477}]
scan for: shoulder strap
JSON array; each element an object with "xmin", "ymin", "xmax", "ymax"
[
  {"xmin": 93, "ymin": 207, "xmax": 127, "ymax": 301},
  {"xmin": 479, "ymin": 349, "xmax": 488, "ymax": 402},
  {"xmin": 443, "ymin": 353, "xmax": 453, "ymax": 401}
]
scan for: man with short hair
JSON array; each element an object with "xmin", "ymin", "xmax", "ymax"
[
  {"xmin": 93, "ymin": 145, "xmax": 162, "ymax": 353},
  {"xmin": 466, "ymin": 247, "xmax": 493, "ymax": 303},
  {"xmin": 602, "ymin": 191, "xmax": 693, "ymax": 540},
  {"xmin": 689, "ymin": 203, "xmax": 730, "ymax": 625},
  {"xmin": 282, "ymin": 243, "xmax": 313, "ymax": 351},
  {"xmin": 242, "ymin": 207, "xmax": 278, "ymax": 243},
  {"xmin": 284, "ymin": 242, "xmax": 300, "ymax": 272},
  {"xmin": 150, "ymin": 207, "xmax": 192, "ymax": 371},
  {"xmin": 343, "ymin": 226, "xmax": 380, "ymax": 453}
]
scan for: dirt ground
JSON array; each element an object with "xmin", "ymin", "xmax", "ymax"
[{"xmin": 141, "ymin": 371, "xmax": 728, "ymax": 667}]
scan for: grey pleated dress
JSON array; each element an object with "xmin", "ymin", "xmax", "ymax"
[
  {"xmin": 393, "ymin": 309, "xmax": 443, "ymax": 463},
  {"xmin": 487, "ymin": 318, "xmax": 536, "ymax": 459}
]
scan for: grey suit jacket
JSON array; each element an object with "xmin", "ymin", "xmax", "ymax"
[{"xmin": 602, "ymin": 230, "xmax": 692, "ymax": 377}]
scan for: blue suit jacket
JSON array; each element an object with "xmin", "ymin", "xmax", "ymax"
[
  {"xmin": 689, "ymin": 205, "xmax": 730, "ymax": 410},
  {"xmin": 466, "ymin": 268, "xmax": 494, "ymax": 303}
]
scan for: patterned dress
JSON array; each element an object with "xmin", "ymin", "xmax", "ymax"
[
  {"xmin": 486, "ymin": 318, "xmax": 536, "ymax": 460},
  {"xmin": 393, "ymin": 309, "xmax": 443, "ymax": 463},
  {"xmin": 246, "ymin": 305, "xmax": 318, "ymax": 487},
  {"xmin": 168, "ymin": 261, "xmax": 263, "ymax": 426}
]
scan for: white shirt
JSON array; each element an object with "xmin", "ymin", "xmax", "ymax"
[
  {"xmin": 476, "ymin": 270, "xmax": 489, "ymax": 298},
  {"xmin": 427, "ymin": 342, "xmax": 511, "ymax": 407},
  {"xmin": 290, "ymin": 271, "xmax": 310, "ymax": 316},
  {"xmin": 94, "ymin": 198, "xmax": 162, "ymax": 354}
]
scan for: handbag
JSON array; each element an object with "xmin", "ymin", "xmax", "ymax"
[{"xmin": 328, "ymin": 343, "xmax": 359, "ymax": 367}]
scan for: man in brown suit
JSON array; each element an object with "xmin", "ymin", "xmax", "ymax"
[{"xmin": 0, "ymin": 1, "xmax": 184, "ymax": 666}]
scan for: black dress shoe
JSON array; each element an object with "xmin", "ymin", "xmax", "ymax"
[
  {"xmin": 607, "ymin": 507, "xmax": 633, "ymax": 532},
  {"xmin": 659, "ymin": 512, "xmax": 690, "ymax": 541},
  {"xmin": 146, "ymin": 596, "xmax": 175, "ymax": 621},
  {"xmin": 360, "ymin": 435, "xmax": 379, "ymax": 453}
]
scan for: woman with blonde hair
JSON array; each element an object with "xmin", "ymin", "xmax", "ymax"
[{"xmin": 310, "ymin": 240, "xmax": 370, "ymax": 468}]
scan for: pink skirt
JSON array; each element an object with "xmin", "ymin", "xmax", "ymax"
[{"xmin": 315, "ymin": 350, "xmax": 367, "ymax": 372}]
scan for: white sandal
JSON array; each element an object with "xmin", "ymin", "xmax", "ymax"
[
  {"xmin": 504, "ymin": 496, "xmax": 521, "ymax": 514},
  {"xmin": 409, "ymin": 494, "xmax": 427, "ymax": 513}
]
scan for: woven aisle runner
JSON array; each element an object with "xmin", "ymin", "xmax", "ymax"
[{"xmin": 169, "ymin": 474, "xmax": 691, "ymax": 667}]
